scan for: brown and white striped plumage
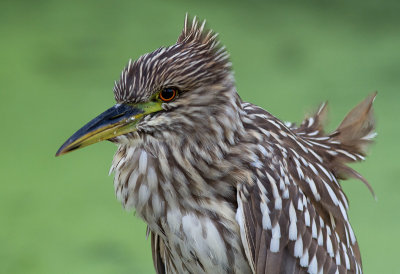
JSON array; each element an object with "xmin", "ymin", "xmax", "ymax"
[{"xmin": 109, "ymin": 15, "xmax": 376, "ymax": 274}]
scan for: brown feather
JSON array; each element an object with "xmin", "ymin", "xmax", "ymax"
[{"xmin": 151, "ymin": 231, "xmax": 166, "ymax": 274}]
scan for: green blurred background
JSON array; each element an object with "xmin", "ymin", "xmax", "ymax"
[{"xmin": 1, "ymin": 0, "xmax": 399, "ymax": 273}]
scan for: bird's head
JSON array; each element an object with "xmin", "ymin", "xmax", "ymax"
[{"xmin": 56, "ymin": 15, "xmax": 242, "ymax": 157}]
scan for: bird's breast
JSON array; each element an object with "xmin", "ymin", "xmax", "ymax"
[
  {"xmin": 157, "ymin": 206, "xmax": 251, "ymax": 273},
  {"xmin": 110, "ymin": 142, "xmax": 252, "ymax": 273}
]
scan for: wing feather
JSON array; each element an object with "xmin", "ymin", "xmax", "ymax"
[
  {"xmin": 236, "ymin": 160, "xmax": 360, "ymax": 274},
  {"xmin": 237, "ymin": 101, "xmax": 369, "ymax": 274},
  {"xmin": 150, "ymin": 230, "xmax": 166, "ymax": 274}
]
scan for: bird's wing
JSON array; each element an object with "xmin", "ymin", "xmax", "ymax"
[
  {"xmin": 150, "ymin": 230, "xmax": 166, "ymax": 274},
  {"xmin": 237, "ymin": 179, "xmax": 349, "ymax": 274},
  {"xmin": 236, "ymin": 165, "xmax": 361, "ymax": 274},
  {"xmin": 235, "ymin": 104, "xmax": 373, "ymax": 274},
  {"xmin": 236, "ymin": 94, "xmax": 377, "ymax": 274}
]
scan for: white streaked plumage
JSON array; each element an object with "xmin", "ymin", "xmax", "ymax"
[{"xmin": 102, "ymin": 15, "xmax": 377, "ymax": 274}]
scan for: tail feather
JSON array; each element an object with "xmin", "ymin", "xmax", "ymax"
[
  {"xmin": 333, "ymin": 92, "xmax": 377, "ymax": 157},
  {"xmin": 330, "ymin": 92, "xmax": 377, "ymax": 198},
  {"xmin": 293, "ymin": 93, "xmax": 377, "ymax": 197},
  {"xmin": 292, "ymin": 102, "xmax": 329, "ymax": 135}
]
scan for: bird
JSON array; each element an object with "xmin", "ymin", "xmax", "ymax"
[{"xmin": 56, "ymin": 15, "xmax": 376, "ymax": 274}]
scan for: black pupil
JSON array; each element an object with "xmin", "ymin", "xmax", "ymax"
[{"xmin": 162, "ymin": 88, "xmax": 175, "ymax": 100}]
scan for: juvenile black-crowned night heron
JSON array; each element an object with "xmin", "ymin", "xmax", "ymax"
[{"xmin": 56, "ymin": 15, "xmax": 376, "ymax": 274}]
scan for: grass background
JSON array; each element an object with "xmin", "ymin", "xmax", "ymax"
[{"xmin": 1, "ymin": 0, "xmax": 399, "ymax": 273}]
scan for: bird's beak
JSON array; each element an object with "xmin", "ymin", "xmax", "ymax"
[{"xmin": 56, "ymin": 102, "xmax": 162, "ymax": 156}]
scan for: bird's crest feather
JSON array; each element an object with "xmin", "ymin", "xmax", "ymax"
[{"xmin": 177, "ymin": 14, "xmax": 220, "ymax": 49}]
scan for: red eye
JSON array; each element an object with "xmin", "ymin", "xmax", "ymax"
[{"xmin": 159, "ymin": 88, "xmax": 177, "ymax": 102}]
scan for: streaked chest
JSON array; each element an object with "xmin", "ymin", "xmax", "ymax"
[
  {"xmin": 156, "ymin": 206, "xmax": 250, "ymax": 274},
  {"xmin": 111, "ymin": 143, "xmax": 251, "ymax": 273}
]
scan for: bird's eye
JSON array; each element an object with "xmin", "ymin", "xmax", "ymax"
[{"xmin": 159, "ymin": 88, "xmax": 177, "ymax": 102}]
